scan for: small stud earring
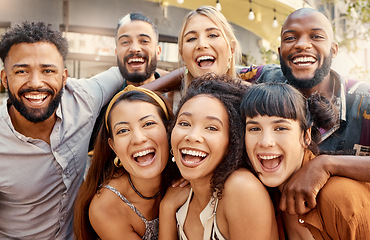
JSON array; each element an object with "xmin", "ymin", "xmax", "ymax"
[{"xmin": 172, "ymin": 157, "xmax": 176, "ymax": 162}]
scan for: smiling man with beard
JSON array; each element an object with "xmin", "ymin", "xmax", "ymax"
[
  {"xmin": 116, "ymin": 13, "xmax": 161, "ymax": 86},
  {"xmin": 89, "ymin": 13, "xmax": 169, "ymax": 151},
  {"xmin": 239, "ymin": 8, "xmax": 370, "ymax": 220},
  {"xmin": 0, "ymin": 22, "xmax": 124, "ymax": 239}
]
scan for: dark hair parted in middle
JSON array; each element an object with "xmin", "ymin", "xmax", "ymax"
[
  {"xmin": 171, "ymin": 73, "xmax": 252, "ymax": 198},
  {"xmin": 240, "ymin": 82, "xmax": 338, "ymax": 154}
]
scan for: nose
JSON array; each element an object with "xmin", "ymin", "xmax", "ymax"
[
  {"xmin": 196, "ymin": 35, "xmax": 209, "ymax": 50},
  {"xmin": 294, "ymin": 35, "xmax": 312, "ymax": 51},
  {"xmin": 258, "ymin": 131, "xmax": 276, "ymax": 148},
  {"xmin": 131, "ymin": 128, "xmax": 148, "ymax": 145},
  {"xmin": 27, "ymin": 71, "xmax": 44, "ymax": 89},
  {"xmin": 184, "ymin": 127, "xmax": 204, "ymax": 143},
  {"xmin": 129, "ymin": 40, "xmax": 142, "ymax": 53}
]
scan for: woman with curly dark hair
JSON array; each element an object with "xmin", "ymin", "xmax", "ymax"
[{"xmin": 165, "ymin": 73, "xmax": 278, "ymax": 239}]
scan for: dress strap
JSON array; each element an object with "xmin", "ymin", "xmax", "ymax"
[{"xmin": 103, "ymin": 185, "xmax": 148, "ymax": 224}]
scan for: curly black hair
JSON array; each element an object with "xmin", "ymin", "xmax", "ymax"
[
  {"xmin": 0, "ymin": 21, "xmax": 68, "ymax": 63},
  {"xmin": 171, "ymin": 73, "xmax": 252, "ymax": 199}
]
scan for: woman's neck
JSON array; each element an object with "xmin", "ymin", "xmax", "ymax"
[{"xmin": 189, "ymin": 178, "xmax": 213, "ymax": 210}]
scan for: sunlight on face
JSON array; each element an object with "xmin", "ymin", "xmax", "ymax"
[
  {"xmin": 244, "ymin": 115, "xmax": 306, "ymax": 189},
  {"xmin": 171, "ymin": 95, "xmax": 229, "ymax": 183}
]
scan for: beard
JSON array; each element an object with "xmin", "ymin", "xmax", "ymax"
[
  {"xmin": 8, "ymin": 86, "xmax": 63, "ymax": 123},
  {"xmin": 118, "ymin": 53, "xmax": 157, "ymax": 84},
  {"xmin": 280, "ymin": 50, "xmax": 333, "ymax": 89}
]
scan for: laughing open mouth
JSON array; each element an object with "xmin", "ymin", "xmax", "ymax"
[
  {"xmin": 180, "ymin": 149, "xmax": 208, "ymax": 167},
  {"xmin": 196, "ymin": 55, "xmax": 215, "ymax": 68},
  {"xmin": 132, "ymin": 149, "xmax": 155, "ymax": 166},
  {"xmin": 258, "ymin": 154, "xmax": 282, "ymax": 172},
  {"xmin": 292, "ymin": 56, "xmax": 317, "ymax": 66}
]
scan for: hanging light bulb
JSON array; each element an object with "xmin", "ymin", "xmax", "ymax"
[
  {"xmin": 215, "ymin": 0, "xmax": 222, "ymax": 11},
  {"xmin": 177, "ymin": 0, "xmax": 184, "ymax": 4},
  {"xmin": 272, "ymin": 9, "xmax": 278, "ymax": 28},
  {"xmin": 248, "ymin": 8, "xmax": 255, "ymax": 21},
  {"xmin": 272, "ymin": 17, "xmax": 278, "ymax": 28},
  {"xmin": 248, "ymin": 0, "xmax": 254, "ymax": 21}
]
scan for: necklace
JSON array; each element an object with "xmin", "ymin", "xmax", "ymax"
[{"xmin": 127, "ymin": 174, "xmax": 161, "ymax": 200}]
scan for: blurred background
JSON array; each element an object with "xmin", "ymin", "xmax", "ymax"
[{"xmin": 0, "ymin": 0, "xmax": 368, "ymax": 103}]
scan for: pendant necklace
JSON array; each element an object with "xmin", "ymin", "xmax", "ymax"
[{"xmin": 127, "ymin": 174, "xmax": 161, "ymax": 200}]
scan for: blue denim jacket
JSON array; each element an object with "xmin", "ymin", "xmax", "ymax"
[{"xmin": 240, "ymin": 64, "xmax": 370, "ymax": 155}]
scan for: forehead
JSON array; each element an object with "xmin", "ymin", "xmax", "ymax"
[
  {"xmin": 282, "ymin": 11, "xmax": 333, "ymax": 37},
  {"xmin": 184, "ymin": 14, "xmax": 221, "ymax": 33},
  {"xmin": 117, "ymin": 20, "xmax": 156, "ymax": 39},
  {"xmin": 110, "ymin": 100, "xmax": 159, "ymax": 121},
  {"xmin": 180, "ymin": 95, "xmax": 228, "ymax": 118},
  {"xmin": 5, "ymin": 42, "xmax": 63, "ymax": 66}
]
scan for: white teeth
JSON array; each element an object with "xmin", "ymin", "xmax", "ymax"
[
  {"xmin": 259, "ymin": 155, "xmax": 279, "ymax": 160},
  {"xmin": 128, "ymin": 58, "xmax": 144, "ymax": 63},
  {"xmin": 181, "ymin": 149, "xmax": 207, "ymax": 157},
  {"xmin": 293, "ymin": 57, "xmax": 316, "ymax": 64},
  {"xmin": 25, "ymin": 94, "xmax": 47, "ymax": 100},
  {"xmin": 196, "ymin": 55, "xmax": 215, "ymax": 62},
  {"xmin": 133, "ymin": 149, "xmax": 154, "ymax": 158}
]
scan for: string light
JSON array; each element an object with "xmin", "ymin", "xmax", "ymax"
[
  {"xmin": 248, "ymin": 0, "xmax": 255, "ymax": 21},
  {"xmin": 215, "ymin": 0, "xmax": 222, "ymax": 11},
  {"xmin": 272, "ymin": 8, "xmax": 278, "ymax": 28},
  {"xmin": 177, "ymin": 0, "xmax": 184, "ymax": 4}
]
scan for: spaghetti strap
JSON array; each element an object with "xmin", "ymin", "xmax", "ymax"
[{"xmin": 103, "ymin": 185, "xmax": 147, "ymax": 223}]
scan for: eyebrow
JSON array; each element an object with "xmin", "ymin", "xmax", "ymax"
[
  {"xmin": 12, "ymin": 63, "xmax": 58, "ymax": 69},
  {"xmin": 113, "ymin": 114, "xmax": 156, "ymax": 129},
  {"xmin": 282, "ymin": 28, "xmax": 325, "ymax": 35},
  {"xmin": 179, "ymin": 111, "xmax": 224, "ymax": 126},
  {"xmin": 183, "ymin": 27, "xmax": 221, "ymax": 38},
  {"xmin": 118, "ymin": 33, "xmax": 152, "ymax": 41},
  {"xmin": 245, "ymin": 118, "xmax": 292, "ymax": 125}
]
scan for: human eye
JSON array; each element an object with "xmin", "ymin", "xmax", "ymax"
[
  {"xmin": 206, "ymin": 125, "xmax": 218, "ymax": 131},
  {"xmin": 275, "ymin": 126, "xmax": 288, "ymax": 131},
  {"xmin": 185, "ymin": 35, "xmax": 197, "ymax": 42},
  {"xmin": 208, "ymin": 31, "xmax": 220, "ymax": 38},
  {"xmin": 116, "ymin": 128, "xmax": 129, "ymax": 135},
  {"xmin": 311, "ymin": 34, "xmax": 325, "ymax": 40},
  {"xmin": 246, "ymin": 126, "xmax": 261, "ymax": 132},
  {"xmin": 44, "ymin": 69, "xmax": 56, "ymax": 74},
  {"xmin": 141, "ymin": 38, "xmax": 151, "ymax": 44},
  {"xmin": 143, "ymin": 121, "xmax": 156, "ymax": 127},
  {"xmin": 15, "ymin": 69, "xmax": 27, "ymax": 74},
  {"xmin": 178, "ymin": 120, "xmax": 190, "ymax": 127},
  {"xmin": 283, "ymin": 35, "xmax": 296, "ymax": 42}
]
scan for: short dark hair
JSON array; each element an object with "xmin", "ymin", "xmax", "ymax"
[
  {"xmin": 116, "ymin": 12, "xmax": 159, "ymax": 41},
  {"xmin": 172, "ymin": 73, "xmax": 251, "ymax": 199},
  {"xmin": 0, "ymin": 21, "xmax": 69, "ymax": 63},
  {"xmin": 240, "ymin": 82, "xmax": 338, "ymax": 154}
]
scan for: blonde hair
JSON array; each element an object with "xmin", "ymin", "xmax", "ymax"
[{"xmin": 178, "ymin": 5, "xmax": 241, "ymax": 93}]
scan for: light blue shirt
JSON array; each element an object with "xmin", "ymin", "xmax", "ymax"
[{"xmin": 0, "ymin": 67, "xmax": 123, "ymax": 239}]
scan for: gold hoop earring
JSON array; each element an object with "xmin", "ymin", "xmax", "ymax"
[{"xmin": 114, "ymin": 156, "xmax": 122, "ymax": 168}]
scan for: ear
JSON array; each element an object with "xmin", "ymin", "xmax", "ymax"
[
  {"xmin": 115, "ymin": 47, "xmax": 118, "ymax": 56},
  {"xmin": 62, "ymin": 68, "xmax": 68, "ymax": 87},
  {"xmin": 156, "ymin": 45, "xmax": 162, "ymax": 60},
  {"xmin": 304, "ymin": 127, "xmax": 312, "ymax": 147},
  {"xmin": 108, "ymin": 138, "xmax": 117, "ymax": 155},
  {"xmin": 331, "ymin": 42, "xmax": 339, "ymax": 58},
  {"xmin": 230, "ymin": 40, "xmax": 236, "ymax": 55},
  {"xmin": 1, "ymin": 69, "xmax": 8, "ymax": 89},
  {"xmin": 278, "ymin": 46, "xmax": 281, "ymax": 56}
]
